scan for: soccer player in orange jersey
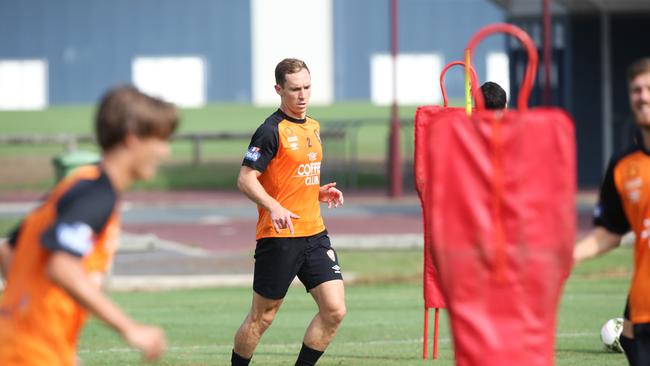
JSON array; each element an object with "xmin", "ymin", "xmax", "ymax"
[
  {"xmin": 574, "ymin": 58, "xmax": 650, "ymax": 365},
  {"xmin": 231, "ymin": 58, "xmax": 346, "ymax": 366},
  {"xmin": 0, "ymin": 86, "xmax": 178, "ymax": 366}
]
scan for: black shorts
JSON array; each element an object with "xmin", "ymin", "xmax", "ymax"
[{"xmin": 253, "ymin": 230, "xmax": 343, "ymax": 300}]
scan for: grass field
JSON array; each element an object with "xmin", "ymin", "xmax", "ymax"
[
  {"xmin": 75, "ymin": 247, "xmax": 632, "ymax": 366},
  {"xmin": 0, "ymin": 102, "xmax": 425, "ymax": 191}
]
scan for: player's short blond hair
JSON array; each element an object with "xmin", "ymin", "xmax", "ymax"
[
  {"xmin": 95, "ymin": 86, "xmax": 178, "ymax": 152},
  {"xmin": 275, "ymin": 58, "xmax": 310, "ymax": 87},
  {"xmin": 627, "ymin": 58, "xmax": 650, "ymax": 84}
]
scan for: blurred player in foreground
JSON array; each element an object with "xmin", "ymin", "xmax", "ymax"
[
  {"xmin": 0, "ymin": 86, "xmax": 178, "ymax": 365},
  {"xmin": 574, "ymin": 58, "xmax": 650, "ymax": 365},
  {"xmin": 231, "ymin": 58, "xmax": 346, "ymax": 366}
]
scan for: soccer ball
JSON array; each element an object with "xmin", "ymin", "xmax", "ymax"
[{"xmin": 600, "ymin": 317, "xmax": 624, "ymax": 353}]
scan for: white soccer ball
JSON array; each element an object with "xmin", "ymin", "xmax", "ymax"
[{"xmin": 600, "ymin": 317, "xmax": 624, "ymax": 353}]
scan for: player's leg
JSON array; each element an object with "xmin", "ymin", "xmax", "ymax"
[
  {"xmin": 296, "ymin": 232, "xmax": 345, "ymax": 365},
  {"xmin": 232, "ymin": 292, "xmax": 284, "ymax": 364},
  {"xmin": 633, "ymin": 323, "xmax": 650, "ymax": 365},
  {"xmin": 232, "ymin": 237, "xmax": 303, "ymax": 365},
  {"xmin": 303, "ymin": 280, "xmax": 346, "ymax": 349},
  {"xmin": 621, "ymin": 300, "xmax": 637, "ymax": 366}
]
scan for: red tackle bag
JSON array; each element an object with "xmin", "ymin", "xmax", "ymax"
[
  {"xmin": 415, "ymin": 60, "xmax": 480, "ymax": 360},
  {"xmin": 418, "ymin": 24, "xmax": 576, "ymax": 366}
]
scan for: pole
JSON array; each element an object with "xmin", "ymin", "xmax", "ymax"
[
  {"xmin": 601, "ymin": 12, "xmax": 613, "ymax": 171},
  {"xmin": 433, "ymin": 308, "xmax": 440, "ymax": 360},
  {"xmin": 423, "ymin": 308, "xmax": 429, "ymax": 359},
  {"xmin": 465, "ymin": 49, "xmax": 472, "ymax": 116},
  {"xmin": 389, "ymin": 0, "xmax": 402, "ymax": 197},
  {"xmin": 542, "ymin": 0, "xmax": 552, "ymax": 105}
]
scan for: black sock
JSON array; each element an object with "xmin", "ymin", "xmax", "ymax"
[
  {"xmin": 295, "ymin": 343, "xmax": 324, "ymax": 366},
  {"xmin": 620, "ymin": 335, "xmax": 637, "ymax": 366},
  {"xmin": 231, "ymin": 350, "xmax": 251, "ymax": 366}
]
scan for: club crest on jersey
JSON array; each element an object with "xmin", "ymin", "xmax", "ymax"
[
  {"xmin": 244, "ymin": 146, "xmax": 261, "ymax": 162},
  {"xmin": 625, "ymin": 177, "xmax": 643, "ymax": 203},
  {"xmin": 314, "ymin": 129, "xmax": 321, "ymax": 143},
  {"xmin": 627, "ymin": 164, "xmax": 639, "ymax": 178}
]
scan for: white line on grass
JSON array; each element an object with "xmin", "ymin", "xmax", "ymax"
[{"xmin": 78, "ymin": 331, "xmax": 596, "ymax": 355}]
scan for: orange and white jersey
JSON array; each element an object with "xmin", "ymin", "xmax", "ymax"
[
  {"xmin": 594, "ymin": 142, "xmax": 650, "ymax": 324},
  {"xmin": 242, "ymin": 109, "xmax": 325, "ymax": 239},
  {"xmin": 0, "ymin": 165, "xmax": 119, "ymax": 366}
]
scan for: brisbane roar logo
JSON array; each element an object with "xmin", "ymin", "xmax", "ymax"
[
  {"xmin": 627, "ymin": 164, "xmax": 639, "ymax": 178},
  {"xmin": 314, "ymin": 130, "xmax": 321, "ymax": 143}
]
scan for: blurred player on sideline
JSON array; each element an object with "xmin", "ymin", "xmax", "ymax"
[
  {"xmin": 0, "ymin": 86, "xmax": 178, "ymax": 365},
  {"xmin": 574, "ymin": 58, "xmax": 650, "ymax": 365},
  {"xmin": 480, "ymin": 81, "xmax": 507, "ymax": 110},
  {"xmin": 231, "ymin": 58, "xmax": 346, "ymax": 366}
]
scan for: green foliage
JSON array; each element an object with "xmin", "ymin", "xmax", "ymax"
[{"xmin": 0, "ymin": 102, "xmax": 421, "ymax": 191}]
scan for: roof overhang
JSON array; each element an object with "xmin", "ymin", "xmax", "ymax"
[{"xmin": 491, "ymin": 0, "xmax": 650, "ymax": 16}]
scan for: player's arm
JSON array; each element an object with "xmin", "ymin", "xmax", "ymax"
[
  {"xmin": 573, "ymin": 227, "xmax": 622, "ymax": 263},
  {"xmin": 41, "ymin": 179, "xmax": 165, "ymax": 361},
  {"xmin": 574, "ymin": 156, "xmax": 628, "ymax": 264},
  {"xmin": 0, "ymin": 222, "xmax": 22, "ymax": 279},
  {"xmin": 237, "ymin": 166, "xmax": 299, "ymax": 234},
  {"xmin": 240, "ymin": 122, "xmax": 299, "ymax": 234},
  {"xmin": 47, "ymin": 252, "xmax": 165, "ymax": 361},
  {"xmin": 0, "ymin": 240, "xmax": 12, "ymax": 279}
]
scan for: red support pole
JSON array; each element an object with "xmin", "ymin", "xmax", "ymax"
[
  {"xmin": 433, "ymin": 308, "xmax": 440, "ymax": 360},
  {"xmin": 542, "ymin": 0, "xmax": 552, "ymax": 105},
  {"xmin": 423, "ymin": 308, "xmax": 429, "ymax": 359},
  {"xmin": 389, "ymin": 0, "xmax": 402, "ymax": 197}
]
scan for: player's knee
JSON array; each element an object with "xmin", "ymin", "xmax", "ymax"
[
  {"xmin": 324, "ymin": 304, "xmax": 346, "ymax": 326},
  {"xmin": 253, "ymin": 310, "xmax": 277, "ymax": 331}
]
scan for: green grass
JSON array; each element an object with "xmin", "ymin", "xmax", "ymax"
[
  {"xmin": 74, "ymin": 247, "xmax": 632, "ymax": 366},
  {"xmin": 0, "ymin": 102, "xmax": 420, "ymax": 192},
  {"xmin": 0, "ymin": 102, "xmax": 421, "ymax": 135},
  {"xmin": 0, "ymin": 218, "xmax": 21, "ymax": 236}
]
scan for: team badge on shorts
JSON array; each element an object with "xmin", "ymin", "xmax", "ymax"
[{"xmin": 327, "ymin": 249, "xmax": 336, "ymax": 262}]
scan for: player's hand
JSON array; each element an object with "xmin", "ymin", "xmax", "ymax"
[
  {"xmin": 319, "ymin": 182, "xmax": 344, "ymax": 208},
  {"xmin": 122, "ymin": 323, "xmax": 166, "ymax": 362},
  {"xmin": 270, "ymin": 204, "xmax": 300, "ymax": 234}
]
